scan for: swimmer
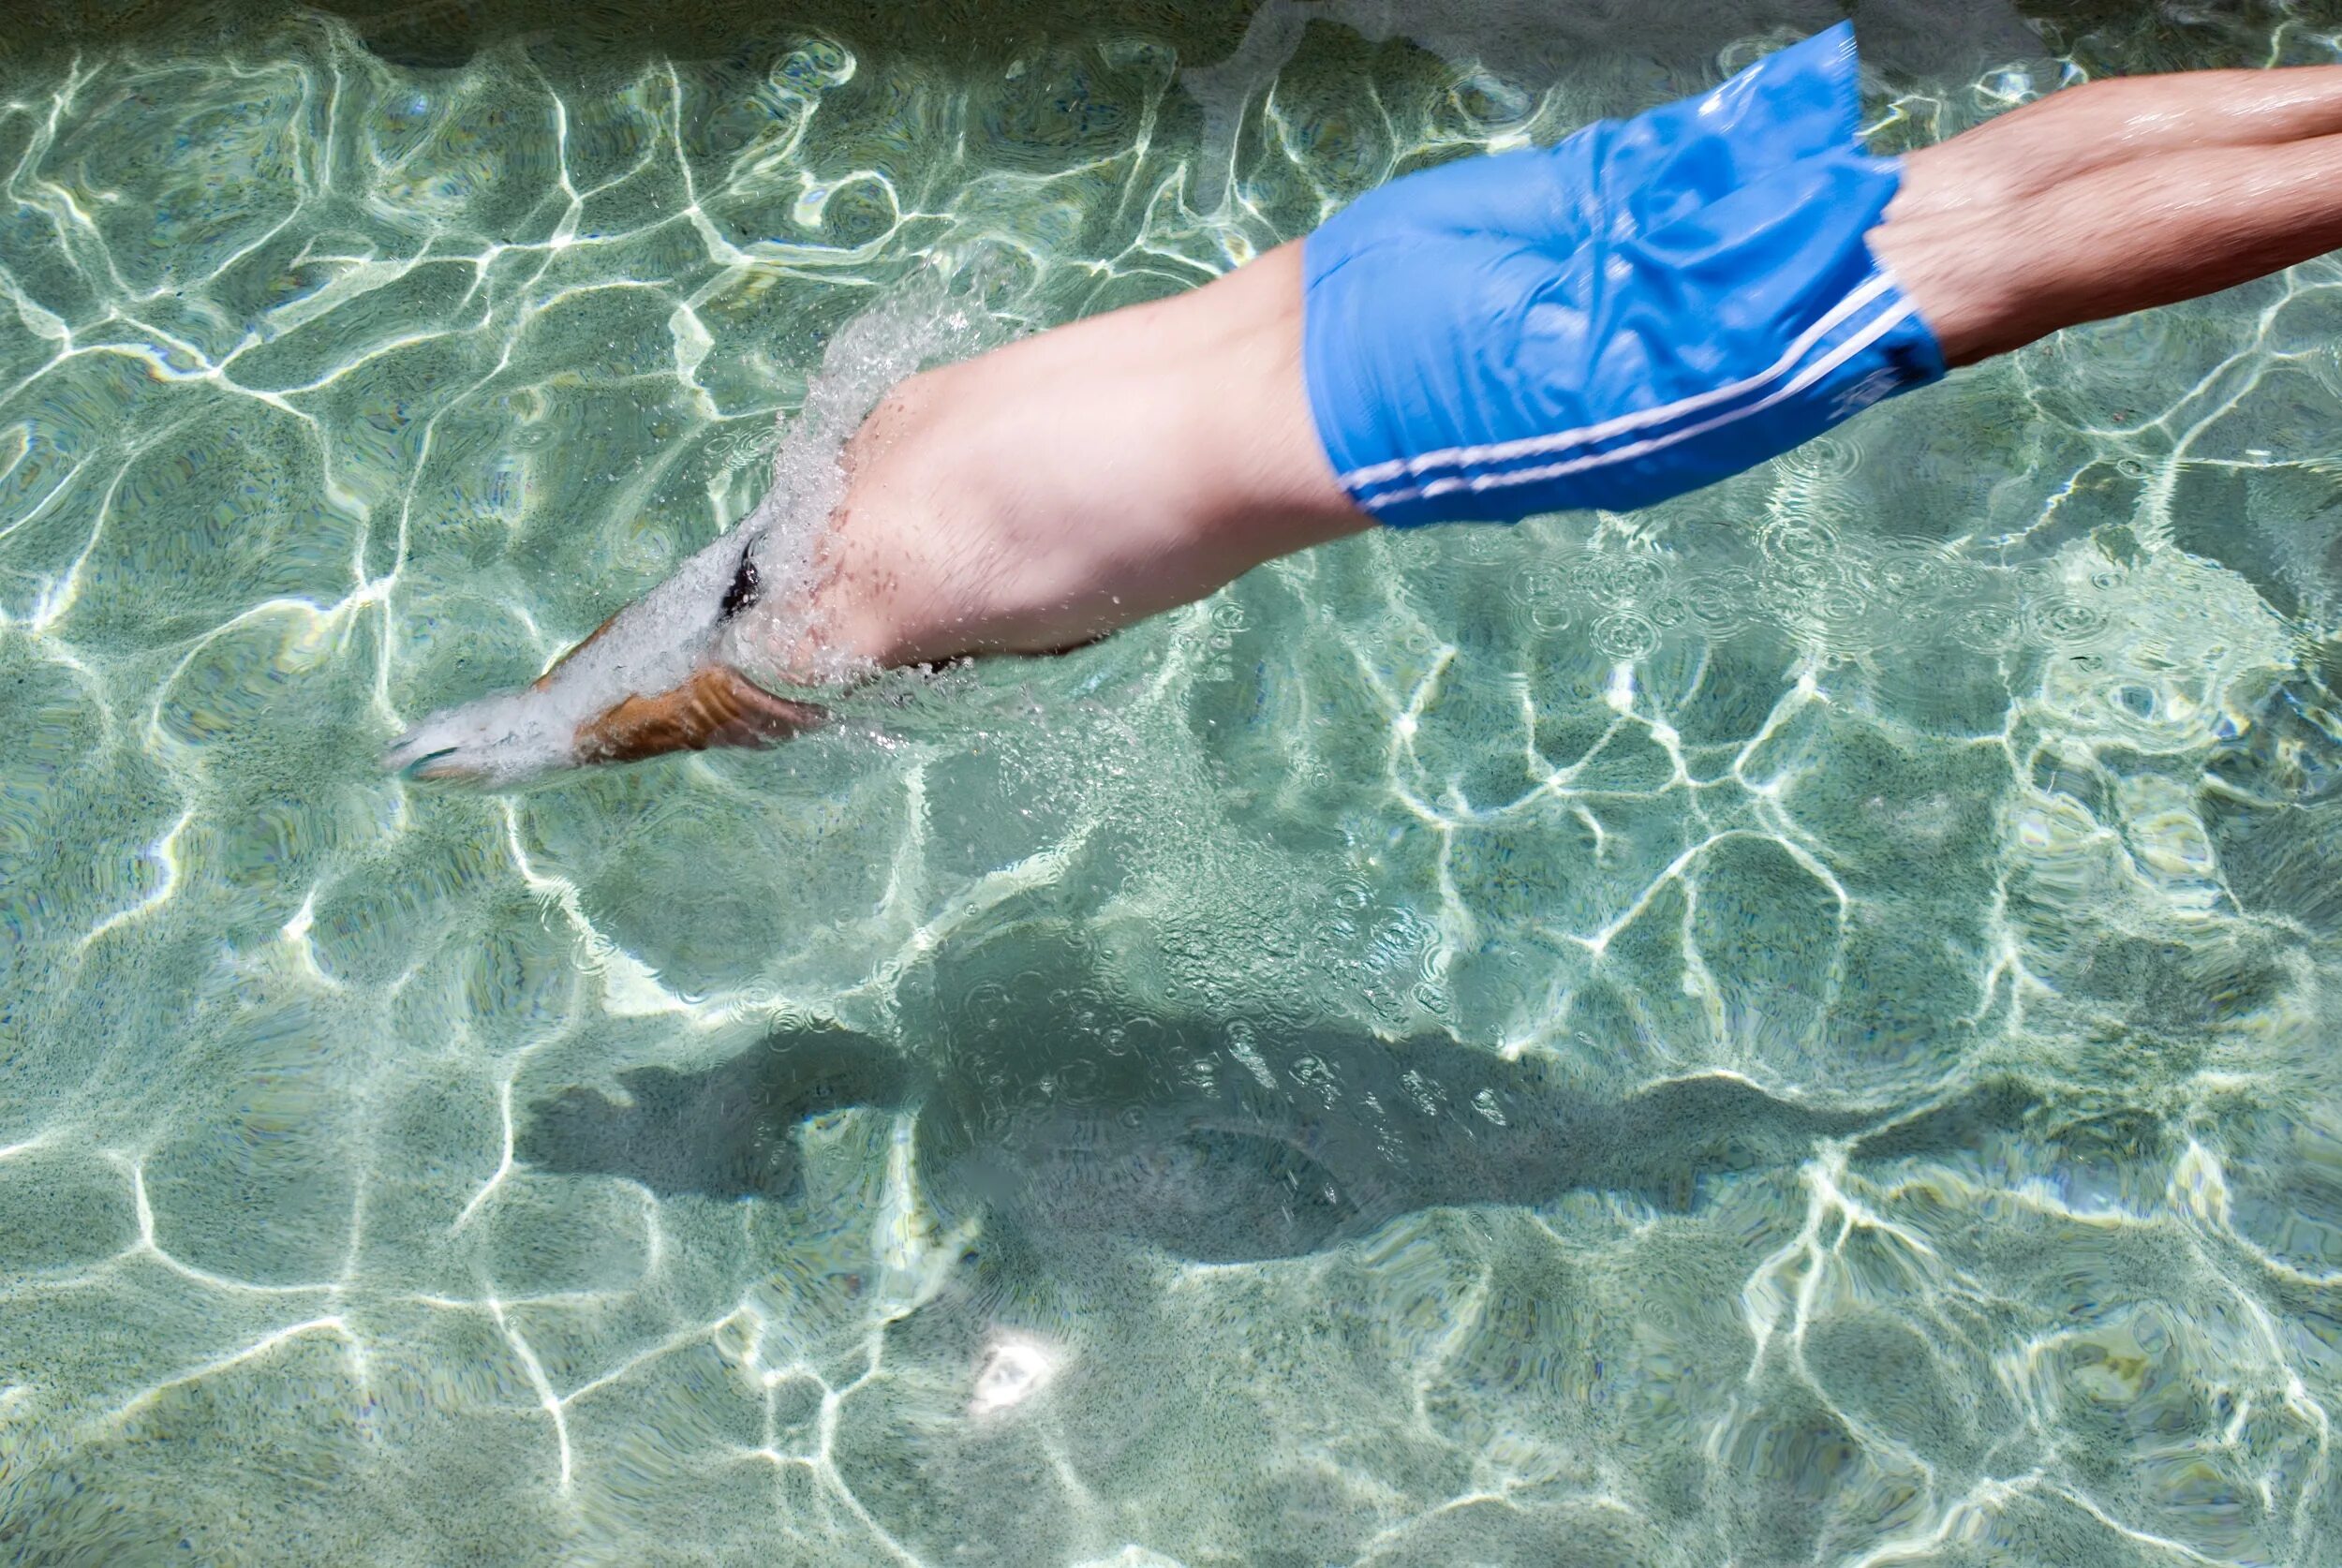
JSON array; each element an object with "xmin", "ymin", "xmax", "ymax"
[{"xmin": 387, "ymin": 24, "xmax": 2342, "ymax": 781}]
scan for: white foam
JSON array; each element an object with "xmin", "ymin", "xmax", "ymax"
[{"xmin": 722, "ymin": 272, "xmax": 1009, "ymax": 691}]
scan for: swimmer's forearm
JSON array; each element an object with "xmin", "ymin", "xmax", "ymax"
[{"xmin": 799, "ymin": 244, "xmax": 1367, "ymax": 670}]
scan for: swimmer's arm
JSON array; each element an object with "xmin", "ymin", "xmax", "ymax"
[
  {"xmin": 386, "ymin": 245, "xmax": 1364, "ymax": 783},
  {"xmin": 798, "ymin": 244, "xmax": 1368, "ymax": 672}
]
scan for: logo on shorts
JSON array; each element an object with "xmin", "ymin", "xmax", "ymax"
[{"xmin": 1828, "ymin": 367, "xmax": 1905, "ymax": 421}]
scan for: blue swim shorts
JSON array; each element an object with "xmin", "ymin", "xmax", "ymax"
[{"xmin": 1301, "ymin": 22, "xmax": 1946, "ymax": 527}]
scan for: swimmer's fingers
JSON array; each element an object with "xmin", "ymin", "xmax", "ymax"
[
  {"xmin": 573, "ymin": 662, "xmax": 824, "ymax": 766},
  {"xmin": 385, "ymin": 663, "xmax": 819, "ymax": 785},
  {"xmin": 382, "ymin": 686, "xmax": 556, "ymax": 785}
]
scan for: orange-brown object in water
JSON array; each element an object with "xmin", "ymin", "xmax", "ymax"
[{"xmin": 574, "ymin": 663, "xmax": 821, "ymax": 764}]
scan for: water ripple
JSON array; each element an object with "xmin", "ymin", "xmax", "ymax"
[{"xmin": 4, "ymin": 4, "xmax": 2342, "ymax": 1564}]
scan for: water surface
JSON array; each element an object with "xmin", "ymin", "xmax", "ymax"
[{"xmin": 6, "ymin": 1, "xmax": 2342, "ymax": 1562}]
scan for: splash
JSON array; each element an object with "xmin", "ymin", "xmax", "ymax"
[
  {"xmin": 720, "ymin": 269, "xmax": 1012, "ymax": 690},
  {"xmin": 381, "ymin": 271, "xmax": 1011, "ymax": 786}
]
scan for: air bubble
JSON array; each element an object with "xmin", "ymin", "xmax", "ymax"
[
  {"xmin": 1588, "ymin": 554, "xmax": 1667, "ymax": 606},
  {"xmin": 1453, "ymin": 525, "xmax": 1511, "ymax": 560},
  {"xmin": 1592, "ymin": 612, "xmax": 1659, "ymax": 659},
  {"xmin": 1768, "ymin": 524, "xmax": 1838, "ymax": 567},
  {"xmin": 1786, "ymin": 435, "xmax": 1861, "ymax": 480},
  {"xmin": 1875, "ymin": 551, "xmax": 1958, "ymax": 607},
  {"xmin": 2025, "ymin": 596, "xmax": 2111, "ymax": 644},
  {"xmin": 1509, "ymin": 565, "xmax": 1576, "ymax": 629},
  {"xmin": 1813, "ymin": 584, "xmax": 1870, "ymax": 626},
  {"xmin": 1949, "ymin": 595, "xmax": 2021, "ymax": 652},
  {"xmin": 1683, "ymin": 570, "xmax": 1755, "ymax": 631},
  {"xmin": 1529, "ymin": 597, "xmax": 1575, "ymax": 632}
]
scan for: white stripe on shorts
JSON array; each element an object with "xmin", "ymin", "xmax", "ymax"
[
  {"xmin": 1341, "ymin": 270, "xmax": 1897, "ymax": 496},
  {"xmin": 1361, "ymin": 287, "xmax": 1915, "ymax": 511}
]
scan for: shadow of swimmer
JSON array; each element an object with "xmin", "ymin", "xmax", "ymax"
[{"xmin": 518, "ymin": 929, "xmax": 2038, "ymax": 1269}]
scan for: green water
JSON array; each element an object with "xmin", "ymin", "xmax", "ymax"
[{"xmin": 7, "ymin": 1, "xmax": 2342, "ymax": 1561}]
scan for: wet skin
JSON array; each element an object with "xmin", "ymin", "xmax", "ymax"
[{"xmin": 390, "ymin": 58, "xmax": 2342, "ymax": 780}]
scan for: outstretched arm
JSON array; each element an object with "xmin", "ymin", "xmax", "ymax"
[
  {"xmin": 389, "ymin": 54, "xmax": 2342, "ymax": 784},
  {"xmin": 387, "ymin": 244, "xmax": 1359, "ymax": 784}
]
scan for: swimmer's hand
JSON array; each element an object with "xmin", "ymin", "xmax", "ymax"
[
  {"xmin": 383, "ymin": 527, "xmax": 820, "ymax": 787},
  {"xmin": 382, "ymin": 648, "xmax": 817, "ymax": 786}
]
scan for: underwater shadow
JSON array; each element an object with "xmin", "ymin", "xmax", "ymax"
[{"xmin": 520, "ymin": 925, "xmax": 2037, "ymax": 1268}]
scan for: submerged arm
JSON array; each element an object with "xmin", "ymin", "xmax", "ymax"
[
  {"xmin": 389, "ymin": 52, "xmax": 2342, "ymax": 784},
  {"xmin": 386, "ymin": 244, "xmax": 1360, "ymax": 784}
]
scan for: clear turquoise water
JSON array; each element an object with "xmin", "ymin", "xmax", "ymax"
[{"xmin": 7, "ymin": 2, "xmax": 2342, "ymax": 1562}]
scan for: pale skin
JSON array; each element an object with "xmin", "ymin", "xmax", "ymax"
[{"xmin": 386, "ymin": 61, "xmax": 2342, "ymax": 777}]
